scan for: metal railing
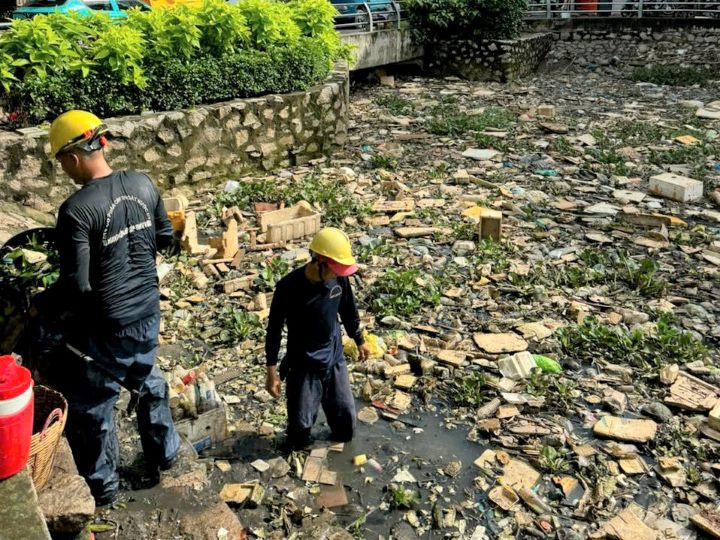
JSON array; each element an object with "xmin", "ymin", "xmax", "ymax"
[
  {"xmin": 526, "ymin": 1, "xmax": 720, "ymax": 19},
  {"xmin": 333, "ymin": 0, "xmax": 403, "ymax": 33}
]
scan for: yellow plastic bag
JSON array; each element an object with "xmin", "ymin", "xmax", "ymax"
[
  {"xmin": 343, "ymin": 337, "xmax": 359, "ymax": 362},
  {"xmin": 343, "ymin": 331, "xmax": 387, "ymax": 361}
]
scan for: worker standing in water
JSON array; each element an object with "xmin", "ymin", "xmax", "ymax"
[
  {"xmin": 45, "ymin": 110, "xmax": 182, "ymax": 506},
  {"xmin": 265, "ymin": 227, "xmax": 370, "ymax": 449}
]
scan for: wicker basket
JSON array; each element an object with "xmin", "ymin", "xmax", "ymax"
[{"xmin": 28, "ymin": 385, "xmax": 67, "ymax": 491}]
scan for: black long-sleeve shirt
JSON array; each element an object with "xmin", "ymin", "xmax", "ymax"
[
  {"xmin": 55, "ymin": 170, "xmax": 173, "ymax": 330},
  {"xmin": 265, "ymin": 266, "xmax": 364, "ymax": 369}
]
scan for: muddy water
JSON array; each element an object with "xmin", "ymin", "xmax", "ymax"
[
  {"xmin": 325, "ymin": 401, "xmax": 491, "ymax": 538},
  {"xmin": 212, "ymin": 397, "xmax": 492, "ymax": 539},
  {"xmin": 106, "ymin": 392, "xmax": 492, "ymax": 539}
]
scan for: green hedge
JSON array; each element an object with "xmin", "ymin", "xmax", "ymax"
[
  {"xmin": 0, "ymin": 0, "xmax": 349, "ymax": 125},
  {"xmin": 404, "ymin": 0, "xmax": 527, "ymax": 42}
]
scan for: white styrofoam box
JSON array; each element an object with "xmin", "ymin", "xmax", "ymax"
[{"xmin": 649, "ymin": 173, "xmax": 703, "ymax": 203}]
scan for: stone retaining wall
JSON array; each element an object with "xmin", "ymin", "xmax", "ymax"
[
  {"xmin": 0, "ymin": 69, "xmax": 349, "ymax": 211},
  {"xmin": 532, "ymin": 19, "xmax": 720, "ymax": 71},
  {"xmin": 426, "ymin": 33, "xmax": 554, "ymax": 82}
]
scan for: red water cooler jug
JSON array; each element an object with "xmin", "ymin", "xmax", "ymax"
[{"xmin": 0, "ymin": 355, "xmax": 34, "ymax": 479}]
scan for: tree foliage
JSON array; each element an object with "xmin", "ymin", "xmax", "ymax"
[{"xmin": 405, "ymin": 0, "xmax": 527, "ymax": 42}]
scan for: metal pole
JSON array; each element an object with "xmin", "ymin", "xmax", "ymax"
[
  {"xmin": 364, "ymin": 2, "xmax": 373, "ymax": 32},
  {"xmin": 638, "ymin": 0, "xmax": 643, "ymax": 17},
  {"xmin": 547, "ymin": 0, "xmax": 552, "ymax": 19}
]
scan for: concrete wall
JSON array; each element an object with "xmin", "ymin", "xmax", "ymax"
[
  {"xmin": 529, "ymin": 18, "xmax": 720, "ymax": 71},
  {"xmin": 0, "ymin": 69, "xmax": 349, "ymax": 211},
  {"xmin": 342, "ymin": 29, "xmax": 424, "ymax": 70},
  {"xmin": 426, "ymin": 33, "xmax": 554, "ymax": 82}
]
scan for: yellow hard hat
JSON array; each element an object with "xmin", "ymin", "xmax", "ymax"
[
  {"xmin": 48, "ymin": 110, "xmax": 109, "ymax": 158},
  {"xmin": 309, "ymin": 227, "xmax": 357, "ymax": 267}
]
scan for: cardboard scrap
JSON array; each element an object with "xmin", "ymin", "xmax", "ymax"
[
  {"xmin": 220, "ymin": 483, "xmax": 252, "ymax": 504},
  {"xmin": 708, "ymin": 401, "xmax": 720, "ymax": 431},
  {"xmin": 675, "ymin": 134, "xmax": 699, "ymax": 145},
  {"xmin": 655, "ymin": 456, "xmax": 686, "ymax": 487},
  {"xmin": 310, "ymin": 448, "xmax": 328, "ymax": 459},
  {"xmin": 691, "ymin": 511, "xmax": 720, "ymax": 539},
  {"xmin": 372, "ymin": 199, "xmax": 416, "ymax": 213},
  {"xmin": 473, "ymin": 449, "xmax": 497, "ymax": 470},
  {"xmin": 394, "ymin": 226, "xmax": 439, "ymax": 238},
  {"xmin": 316, "ymin": 483, "xmax": 348, "ymax": 508},
  {"xmin": 180, "ymin": 211, "xmax": 205, "ymax": 254},
  {"xmin": 223, "ymin": 274, "xmax": 258, "ymax": 294},
  {"xmin": 300, "ymin": 455, "xmax": 337, "ymax": 486},
  {"xmin": 436, "ymin": 350, "xmax": 468, "ymax": 367},
  {"xmin": 209, "ymin": 219, "xmax": 239, "ymax": 259},
  {"xmin": 500, "ymin": 459, "xmax": 540, "ymax": 492},
  {"xmin": 473, "ymin": 333, "xmax": 528, "ymax": 354},
  {"xmin": 593, "ymin": 416, "xmax": 658, "ymax": 443},
  {"xmin": 390, "ymin": 391, "xmax": 412, "ymax": 413},
  {"xmin": 393, "ymin": 374, "xmax": 417, "ymax": 390},
  {"xmin": 601, "ymin": 504, "xmax": 658, "ymax": 540},
  {"xmin": 301, "ymin": 456, "xmax": 324, "ymax": 482},
  {"xmin": 665, "ymin": 371, "xmax": 719, "ymax": 411},
  {"xmin": 385, "ymin": 364, "xmax": 412, "ymax": 378},
  {"xmin": 488, "ymin": 485, "xmax": 519, "ymax": 511},
  {"xmin": 220, "ymin": 482, "xmax": 265, "ymax": 508},
  {"xmin": 319, "ymin": 469, "xmax": 337, "ymax": 486},
  {"xmin": 619, "ymin": 455, "xmax": 649, "ymax": 475}
]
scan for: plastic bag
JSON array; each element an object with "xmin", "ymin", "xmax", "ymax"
[
  {"xmin": 343, "ymin": 331, "xmax": 387, "ymax": 361},
  {"xmin": 532, "ymin": 354, "xmax": 562, "ymax": 374}
]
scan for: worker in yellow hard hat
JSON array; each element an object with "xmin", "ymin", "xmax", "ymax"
[
  {"xmin": 265, "ymin": 227, "xmax": 370, "ymax": 450},
  {"xmin": 41, "ymin": 110, "xmax": 183, "ymax": 506}
]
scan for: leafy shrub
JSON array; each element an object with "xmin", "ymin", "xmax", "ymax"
[
  {"xmin": 7, "ymin": 69, "xmax": 147, "ymax": 124},
  {"xmin": 216, "ymin": 306, "xmax": 264, "ymax": 343},
  {"xmin": 143, "ymin": 40, "xmax": 330, "ymax": 113},
  {"xmin": 632, "ymin": 64, "xmax": 714, "ymax": 87},
  {"xmin": 0, "ymin": 0, "xmax": 349, "ymax": 124},
  {"xmin": 405, "ymin": 0, "xmax": 527, "ymax": 42},
  {"xmin": 369, "ymin": 269, "xmax": 440, "ymax": 318},
  {"xmin": 91, "ymin": 24, "xmax": 146, "ymax": 87},
  {"xmin": 195, "ymin": 0, "xmax": 250, "ymax": 55},
  {"xmin": 236, "ymin": 0, "xmax": 301, "ymax": 50},
  {"xmin": 126, "ymin": 7, "xmax": 203, "ymax": 60}
]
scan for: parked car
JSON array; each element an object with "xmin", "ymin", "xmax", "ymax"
[
  {"xmin": 12, "ymin": 0, "xmax": 150, "ymax": 20},
  {"xmin": 330, "ymin": 0, "xmax": 397, "ymax": 31}
]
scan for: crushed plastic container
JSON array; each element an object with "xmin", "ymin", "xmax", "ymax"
[
  {"xmin": 0, "ymin": 355, "xmax": 34, "ymax": 479},
  {"xmin": 223, "ymin": 180, "xmax": 240, "ymax": 193},
  {"xmin": 498, "ymin": 351, "xmax": 537, "ymax": 380}
]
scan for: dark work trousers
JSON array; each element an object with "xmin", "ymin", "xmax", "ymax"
[
  {"xmin": 53, "ymin": 313, "xmax": 179, "ymax": 502},
  {"xmin": 285, "ymin": 359, "xmax": 356, "ymax": 446}
]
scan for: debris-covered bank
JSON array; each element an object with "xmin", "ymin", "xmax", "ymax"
[{"xmin": 48, "ymin": 67, "xmax": 720, "ymax": 539}]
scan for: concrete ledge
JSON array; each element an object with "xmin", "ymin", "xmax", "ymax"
[
  {"xmin": 342, "ymin": 29, "xmax": 424, "ymax": 70},
  {"xmin": 0, "ymin": 468, "xmax": 52, "ymax": 540},
  {"xmin": 37, "ymin": 437, "xmax": 95, "ymax": 535}
]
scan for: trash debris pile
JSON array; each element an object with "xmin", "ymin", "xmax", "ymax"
[
  {"xmin": 0, "ymin": 229, "xmax": 58, "ymax": 350},
  {"xmin": 87, "ymin": 68, "xmax": 720, "ymax": 539},
  {"xmin": 167, "ymin": 365, "xmax": 221, "ymax": 421}
]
